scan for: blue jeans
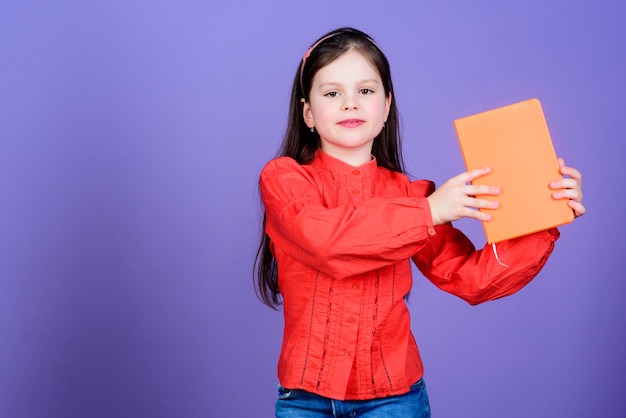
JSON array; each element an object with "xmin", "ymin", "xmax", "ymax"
[{"xmin": 275, "ymin": 378, "xmax": 431, "ymax": 417}]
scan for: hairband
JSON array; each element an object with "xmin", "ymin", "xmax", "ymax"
[
  {"xmin": 299, "ymin": 31, "xmax": 382, "ymax": 97},
  {"xmin": 299, "ymin": 33, "xmax": 340, "ymax": 96}
]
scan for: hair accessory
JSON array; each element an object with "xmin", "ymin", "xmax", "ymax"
[
  {"xmin": 299, "ymin": 33, "xmax": 340, "ymax": 96},
  {"xmin": 299, "ymin": 30, "xmax": 383, "ymax": 97}
]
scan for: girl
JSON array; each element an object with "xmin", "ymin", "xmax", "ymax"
[{"xmin": 255, "ymin": 27, "xmax": 585, "ymax": 417}]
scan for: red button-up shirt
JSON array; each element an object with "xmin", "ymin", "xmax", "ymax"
[{"xmin": 260, "ymin": 151, "xmax": 558, "ymax": 401}]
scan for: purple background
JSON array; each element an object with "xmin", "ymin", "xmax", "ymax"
[{"xmin": 1, "ymin": 1, "xmax": 624, "ymax": 417}]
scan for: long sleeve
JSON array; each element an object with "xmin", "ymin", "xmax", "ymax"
[
  {"xmin": 266, "ymin": 152, "xmax": 563, "ymax": 401},
  {"xmin": 260, "ymin": 156, "xmax": 435, "ymax": 279},
  {"xmin": 412, "ymin": 224, "xmax": 559, "ymax": 305}
]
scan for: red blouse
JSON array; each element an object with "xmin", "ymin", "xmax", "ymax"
[{"xmin": 260, "ymin": 150, "xmax": 559, "ymax": 401}]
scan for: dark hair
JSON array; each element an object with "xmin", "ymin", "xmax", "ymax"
[{"xmin": 254, "ymin": 27, "xmax": 405, "ymax": 308}]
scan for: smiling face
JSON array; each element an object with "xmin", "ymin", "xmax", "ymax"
[{"xmin": 302, "ymin": 49, "xmax": 392, "ymax": 166}]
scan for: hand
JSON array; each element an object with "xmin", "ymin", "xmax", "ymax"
[
  {"xmin": 427, "ymin": 167, "xmax": 500, "ymax": 225},
  {"xmin": 550, "ymin": 158, "xmax": 585, "ymax": 218}
]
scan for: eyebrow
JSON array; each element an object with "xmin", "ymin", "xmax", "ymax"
[{"xmin": 317, "ymin": 79, "xmax": 381, "ymax": 89}]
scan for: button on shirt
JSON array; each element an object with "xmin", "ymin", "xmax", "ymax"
[{"xmin": 260, "ymin": 150, "xmax": 559, "ymax": 401}]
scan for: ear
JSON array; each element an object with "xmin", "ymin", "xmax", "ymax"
[
  {"xmin": 384, "ymin": 93, "xmax": 392, "ymax": 122},
  {"xmin": 302, "ymin": 99, "xmax": 315, "ymax": 129}
]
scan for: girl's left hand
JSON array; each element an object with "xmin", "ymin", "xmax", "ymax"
[{"xmin": 550, "ymin": 158, "xmax": 586, "ymax": 218}]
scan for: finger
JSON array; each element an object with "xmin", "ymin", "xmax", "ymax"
[
  {"xmin": 465, "ymin": 184, "xmax": 501, "ymax": 196},
  {"xmin": 552, "ymin": 189, "xmax": 582, "ymax": 201},
  {"xmin": 466, "ymin": 207, "xmax": 492, "ymax": 221},
  {"xmin": 560, "ymin": 165, "xmax": 583, "ymax": 183},
  {"xmin": 556, "ymin": 158, "xmax": 584, "ymax": 183},
  {"xmin": 466, "ymin": 166, "xmax": 491, "ymax": 183},
  {"xmin": 468, "ymin": 197, "xmax": 500, "ymax": 209},
  {"xmin": 456, "ymin": 167, "xmax": 491, "ymax": 184},
  {"xmin": 569, "ymin": 200, "xmax": 586, "ymax": 217},
  {"xmin": 550, "ymin": 177, "xmax": 580, "ymax": 190}
]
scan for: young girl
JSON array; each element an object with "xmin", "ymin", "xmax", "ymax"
[{"xmin": 255, "ymin": 27, "xmax": 585, "ymax": 417}]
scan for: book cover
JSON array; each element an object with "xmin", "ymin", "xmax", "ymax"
[{"xmin": 454, "ymin": 98, "xmax": 574, "ymax": 243}]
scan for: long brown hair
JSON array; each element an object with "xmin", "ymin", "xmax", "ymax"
[{"xmin": 254, "ymin": 27, "xmax": 405, "ymax": 308}]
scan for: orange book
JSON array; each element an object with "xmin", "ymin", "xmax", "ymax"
[{"xmin": 454, "ymin": 98, "xmax": 574, "ymax": 243}]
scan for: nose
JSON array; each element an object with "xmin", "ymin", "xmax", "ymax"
[{"xmin": 342, "ymin": 93, "xmax": 358, "ymax": 110}]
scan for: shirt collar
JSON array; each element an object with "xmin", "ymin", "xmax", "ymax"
[{"xmin": 312, "ymin": 150, "xmax": 379, "ymax": 178}]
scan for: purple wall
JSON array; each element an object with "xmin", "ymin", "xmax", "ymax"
[{"xmin": 1, "ymin": 1, "xmax": 624, "ymax": 417}]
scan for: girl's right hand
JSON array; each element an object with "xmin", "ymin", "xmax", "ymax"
[{"xmin": 426, "ymin": 167, "xmax": 500, "ymax": 225}]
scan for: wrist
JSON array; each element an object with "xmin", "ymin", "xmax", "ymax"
[{"xmin": 426, "ymin": 196, "xmax": 442, "ymax": 225}]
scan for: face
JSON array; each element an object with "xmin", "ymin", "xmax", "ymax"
[{"xmin": 303, "ymin": 49, "xmax": 392, "ymax": 165}]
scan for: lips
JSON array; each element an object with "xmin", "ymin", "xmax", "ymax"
[{"xmin": 338, "ymin": 119, "xmax": 364, "ymax": 128}]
